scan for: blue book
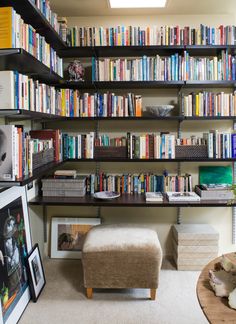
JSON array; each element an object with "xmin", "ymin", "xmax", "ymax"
[{"xmin": 232, "ymin": 134, "xmax": 236, "ymax": 158}]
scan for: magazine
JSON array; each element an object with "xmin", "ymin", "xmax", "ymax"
[{"xmin": 166, "ymin": 191, "xmax": 200, "ymax": 202}]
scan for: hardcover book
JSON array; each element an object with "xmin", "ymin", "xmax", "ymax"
[
  {"xmin": 166, "ymin": 191, "xmax": 200, "ymax": 202},
  {"xmin": 0, "ymin": 71, "xmax": 15, "ymax": 109},
  {"xmin": 145, "ymin": 192, "xmax": 163, "ymax": 202},
  {"xmin": 0, "ymin": 125, "xmax": 16, "ymax": 180}
]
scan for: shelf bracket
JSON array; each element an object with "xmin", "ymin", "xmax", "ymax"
[
  {"xmin": 43, "ymin": 204, "xmax": 48, "ymax": 243},
  {"xmin": 177, "ymin": 120, "xmax": 182, "ymax": 225},
  {"xmin": 232, "ymin": 120, "xmax": 236, "ymax": 244}
]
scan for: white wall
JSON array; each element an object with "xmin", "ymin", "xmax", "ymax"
[{"xmin": 29, "ymin": 13, "xmax": 236, "ymax": 258}]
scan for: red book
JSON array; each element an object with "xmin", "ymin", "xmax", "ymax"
[{"xmin": 30, "ymin": 129, "xmax": 60, "ymax": 162}]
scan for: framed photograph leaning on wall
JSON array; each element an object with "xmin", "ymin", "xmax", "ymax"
[
  {"xmin": 51, "ymin": 217, "xmax": 101, "ymax": 259},
  {"xmin": 26, "ymin": 244, "xmax": 45, "ymax": 302},
  {"xmin": 0, "ymin": 187, "xmax": 32, "ymax": 324}
]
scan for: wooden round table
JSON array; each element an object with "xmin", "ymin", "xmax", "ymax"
[{"xmin": 197, "ymin": 253, "xmax": 236, "ymax": 323}]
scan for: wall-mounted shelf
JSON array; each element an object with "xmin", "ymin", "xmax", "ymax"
[
  {"xmin": 68, "ymin": 158, "xmax": 236, "ymax": 162},
  {"xmin": 0, "ymin": 49, "xmax": 63, "ymax": 84},
  {"xmin": 59, "ymin": 45, "xmax": 236, "ymax": 58},
  {"xmin": 29, "ymin": 194, "xmax": 236, "ymax": 207},
  {"xmin": 0, "ymin": 161, "xmax": 64, "ymax": 187},
  {"xmin": 1, "ymin": 0, "xmax": 66, "ymax": 50},
  {"xmin": 0, "ymin": 109, "xmax": 62, "ymax": 121}
]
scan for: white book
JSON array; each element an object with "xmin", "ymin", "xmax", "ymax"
[
  {"xmin": 0, "ymin": 125, "xmax": 16, "ymax": 180},
  {"xmin": 145, "ymin": 192, "xmax": 163, "ymax": 202},
  {"xmin": 0, "ymin": 71, "xmax": 15, "ymax": 109},
  {"xmin": 166, "ymin": 191, "xmax": 200, "ymax": 202}
]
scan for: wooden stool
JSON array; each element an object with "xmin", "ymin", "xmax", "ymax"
[{"xmin": 82, "ymin": 224, "xmax": 162, "ymax": 300}]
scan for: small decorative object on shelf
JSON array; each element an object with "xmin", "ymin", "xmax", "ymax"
[{"xmin": 67, "ymin": 60, "xmax": 85, "ymax": 81}]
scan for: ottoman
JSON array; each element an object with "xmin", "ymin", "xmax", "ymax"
[{"xmin": 82, "ymin": 224, "xmax": 162, "ymax": 300}]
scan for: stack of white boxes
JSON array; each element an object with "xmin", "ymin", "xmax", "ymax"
[{"xmin": 172, "ymin": 224, "xmax": 219, "ymax": 270}]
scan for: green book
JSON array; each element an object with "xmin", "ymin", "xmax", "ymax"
[{"xmin": 199, "ymin": 166, "xmax": 233, "ymax": 186}]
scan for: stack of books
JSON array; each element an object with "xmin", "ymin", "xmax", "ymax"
[
  {"xmin": 195, "ymin": 184, "xmax": 234, "ymax": 200},
  {"xmin": 172, "ymin": 224, "xmax": 219, "ymax": 270},
  {"xmin": 41, "ymin": 170, "xmax": 86, "ymax": 197}
]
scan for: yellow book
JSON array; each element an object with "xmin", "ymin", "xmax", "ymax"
[
  {"xmin": 61, "ymin": 89, "xmax": 66, "ymax": 116},
  {"xmin": 0, "ymin": 7, "xmax": 14, "ymax": 48},
  {"xmin": 196, "ymin": 94, "xmax": 199, "ymax": 116}
]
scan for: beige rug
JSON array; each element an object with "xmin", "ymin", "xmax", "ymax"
[{"xmin": 19, "ymin": 258, "xmax": 208, "ymax": 324}]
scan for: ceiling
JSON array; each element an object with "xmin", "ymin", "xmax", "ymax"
[{"xmin": 50, "ymin": 0, "xmax": 236, "ymax": 17}]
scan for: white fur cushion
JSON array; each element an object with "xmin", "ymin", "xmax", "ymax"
[{"xmin": 83, "ymin": 224, "xmax": 161, "ymax": 253}]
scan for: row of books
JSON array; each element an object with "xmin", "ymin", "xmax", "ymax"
[
  {"xmin": 62, "ymin": 132, "xmax": 95, "ymax": 159},
  {"xmin": 92, "ymin": 51, "xmax": 236, "ymax": 82},
  {"xmin": 0, "ymin": 7, "xmax": 63, "ymax": 76},
  {"xmin": 66, "ymin": 24, "xmax": 236, "ymax": 47},
  {"xmin": 208, "ymin": 131, "xmax": 236, "ymax": 158},
  {"xmin": 31, "ymin": 0, "xmax": 62, "ymax": 35},
  {"xmin": 61, "ymin": 131, "xmax": 236, "ymax": 160},
  {"xmin": 0, "ymin": 125, "xmax": 60, "ymax": 180},
  {"xmin": 3, "ymin": 71, "xmax": 236, "ymax": 119},
  {"xmin": 85, "ymin": 173, "xmax": 193, "ymax": 194},
  {"xmin": 73, "ymin": 92, "xmax": 142, "ymax": 117},
  {"xmin": 182, "ymin": 91, "xmax": 236, "ymax": 117}
]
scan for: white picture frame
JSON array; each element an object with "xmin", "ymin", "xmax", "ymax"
[
  {"xmin": 0, "ymin": 187, "xmax": 32, "ymax": 324},
  {"xmin": 51, "ymin": 217, "xmax": 101, "ymax": 259},
  {"xmin": 27, "ymin": 244, "xmax": 45, "ymax": 302}
]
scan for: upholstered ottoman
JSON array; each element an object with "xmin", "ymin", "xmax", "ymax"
[{"xmin": 82, "ymin": 224, "xmax": 162, "ymax": 300}]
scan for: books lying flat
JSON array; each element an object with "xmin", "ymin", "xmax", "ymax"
[
  {"xmin": 145, "ymin": 192, "xmax": 163, "ymax": 202},
  {"xmin": 166, "ymin": 191, "xmax": 200, "ymax": 202},
  {"xmin": 42, "ymin": 188, "xmax": 86, "ymax": 197},
  {"xmin": 54, "ymin": 169, "xmax": 77, "ymax": 179},
  {"xmin": 195, "ymin": 185, "xmax": 234, "ymax": 200}
]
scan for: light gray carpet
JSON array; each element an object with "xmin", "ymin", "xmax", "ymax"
[{"xmin": 19, "ymin": 258, "xmax": 208, "ymax": 324}]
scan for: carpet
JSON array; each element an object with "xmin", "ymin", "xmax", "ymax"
[{"xmin": 19, "ymin": 258, "xmax": 208, "ymax": 324}]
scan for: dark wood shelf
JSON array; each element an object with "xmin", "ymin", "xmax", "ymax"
[
  {"xmin": 0, "ymin": 161, "xmax": 64, "ymax": 187},
  {"xmin": 59, "ymin": 45, "xmax": 236, "ymax": 58},
  {"xmin": 0, "ymin": 49, "xmax": 63, "ymax": 84},
  {"xmin": 185, "ymin": 80, "xmax": 236, "ymax": 88},
  {"xmin": 1, "ymin": 110, "xmax": 235, "ymax": 121},
  {"xmin": 57, "ymin": 81, "xmax": 185, "ymax": 90},
  {"xmin": 56, "ymin": 80, "xmax": 236, "ymax": 90},
  {"xmin": 1, "ymin": 0, "xmax": 66, "ymax": 51},
  {"xmin": 67, "ymin": 158, "xmax": 236, "ymax": 162},
  {"xmin": 29, "ymin": 194, "xmax": 236, "ymax": 207},
  {"xmin": 59, "ymin": 45, "xmax": 185, "ymax": 58},
  {"xmin": 0, "ymin": 109, "xmax": 62, "ymax": 121}
]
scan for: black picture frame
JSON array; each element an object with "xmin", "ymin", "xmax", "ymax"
[{"xmin": 26, "ymin": 244, "xmax": 46, "ymax": 302}]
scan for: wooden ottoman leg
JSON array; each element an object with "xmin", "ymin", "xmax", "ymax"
[
  {"xmin": 150, "ymin": 288, "xmax": 156, "ymax": 300},
  {"xmin": 86, "ymin": 288, "xmax": 93, "ymax": 299}
]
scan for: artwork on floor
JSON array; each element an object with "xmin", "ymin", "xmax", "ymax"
[
  {"xmin": 0, "ymin": 187, "xmax": 32, "ymax": 324},
  {"xmin": 51, "ymin": 217, "xmax": 101, "ymax": 259},
  {"xmin": 199, "ymin": 166, "xmax": 233, "ymax": 185},
  {"xmin": 26, "ymin": 244, "xmax": 45, "ymax": 302}
]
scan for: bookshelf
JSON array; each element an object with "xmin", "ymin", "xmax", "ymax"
[
  {"xmin": 29, "ymin": 195, "xmax": 236, "ymax": 207},
  {"xmin": 1, "ymin": 0, "xmax": 66, "ymax": 50},
  {"xmin": 0, "ymin": 48, "xmax": 63, "ymax": 84},
  {"xmin": 0, "ymin": 4, "xmax": 236, "ymax": 244}
]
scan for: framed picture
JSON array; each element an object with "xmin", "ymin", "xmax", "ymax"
[
  {"xmin": 26, "ymin": 244, "xmax": 45, "ymax": 302},
  {"xmin": 0, "ymin": 187, "xmax": 32, "ymax": 324},
  {"xmin": 51, "ymin": 217, "xmax": 101, "ymax": 259}
]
